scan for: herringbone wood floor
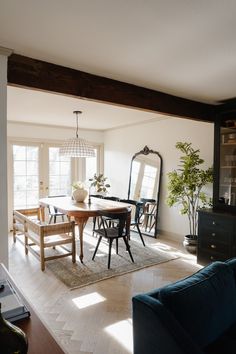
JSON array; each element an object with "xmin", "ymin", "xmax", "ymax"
[{"xmin": 9, "ymin": 225, "xmax": 201, "ymax": 354}]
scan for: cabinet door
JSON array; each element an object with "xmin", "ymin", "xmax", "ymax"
[{"xmin": 214, "ymin": 117, "xmax": 236, "ymax": 211}]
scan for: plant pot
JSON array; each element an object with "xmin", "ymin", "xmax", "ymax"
[
  {"xmin": 72, "ymin": 189, "xmax": 88, "ymax": 202},
  {"xmin": 183, "ymin": 235, "xmax": 198, "ymax": 254}
]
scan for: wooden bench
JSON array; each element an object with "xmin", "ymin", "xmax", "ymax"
[
  {"xmin": 13, "ymin": 207, "xmax": 41, "ymax": 243},
  {"xmin": 13, "ymin": 209, "xmax": 76, "ymax": 271}
]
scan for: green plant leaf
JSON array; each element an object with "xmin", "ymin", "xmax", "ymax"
[
  {"xmin": 89, "ymin": 173, "xmax": 111, "ymax": 192},
  {"xmin": 166, "ymin": 141, "xmax": 213, "ymax": 235}
]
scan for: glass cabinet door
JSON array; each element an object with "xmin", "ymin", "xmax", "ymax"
[{"xmin": 219, "ymin": 120, "xmax": 236, "ymax": 206}]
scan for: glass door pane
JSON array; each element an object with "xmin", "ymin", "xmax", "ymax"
[
  {"xmin": 48, "ymin": 147, "xmax": 71, "ymax": 196},
  {"xmin": 219, "ymin": 121, "xmax": 236, "ymax": 206},
  {"xmin": 13, "ymin": 145, "xmax": 39, "ymax": 209},
  {"xmin": 85, "ymin": 149, "xmax": 97, "ymax": 181}
]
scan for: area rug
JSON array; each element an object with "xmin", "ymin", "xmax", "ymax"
[{"xmin": 46, "ymin": 230, "xmax": 179, "ymax": 290}]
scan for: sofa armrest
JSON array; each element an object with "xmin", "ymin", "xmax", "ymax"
[{"xmin": 132, "ymin": 294, "xmax": 204, "ymax": 354}]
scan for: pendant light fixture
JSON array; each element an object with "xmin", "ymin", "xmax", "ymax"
[{"xmin": 59, "ymin": 110, "xmax": 95, "ymax": 158}]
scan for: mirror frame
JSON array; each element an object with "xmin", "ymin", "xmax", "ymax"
[{"xmin": 127, "ymin": 145, "xmax": 163, "ymax": 238}]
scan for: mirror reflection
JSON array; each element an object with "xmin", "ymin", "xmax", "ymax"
[{"xmin": 128, "ymin": 146, "xmax": 162, "ymax": 237}]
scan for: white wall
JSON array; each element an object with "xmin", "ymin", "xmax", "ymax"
[
  {"xmin": 7, "ymin": 121, "xmax": 104, "ymax": 142},
  {"xmin": 104, "ymin": 116, "xmax": 214, "ymax": 240}
]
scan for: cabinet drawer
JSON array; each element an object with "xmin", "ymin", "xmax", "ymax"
[
  {"xmin": 198, "ymin": 227, "xmax": 232, "ymax": 243},
  {"xmin": 200, "ymin": 240, "xmax": 230, "ymax": 254},
  {"xmin": 199, "ymin": 214, "xmax": 234, "ymax": 233},
  {"xmin": 197, "ymin": 250, "xmax": 231, "ymax": 266}
]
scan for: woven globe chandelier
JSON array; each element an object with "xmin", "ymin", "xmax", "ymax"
[{"xmin": 59, "ymin": 110, "xmax": 95, "ymax": 158}]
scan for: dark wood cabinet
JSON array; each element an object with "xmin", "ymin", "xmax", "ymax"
[
  {"xmin": 198, "ymin": 110, "xmax": 236, "ymax": 265},
  {"xmin": 197, "ymin": 210, "xmax": 236, "ymax": 265},
  {"xmin": 213, "ymin": 113, "xmax": 236, "ymax": 211}
]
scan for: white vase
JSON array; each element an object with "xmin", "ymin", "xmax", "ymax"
[{"xmin": 72, "ymin": 189, "xmax": 88, "ymax": 202}]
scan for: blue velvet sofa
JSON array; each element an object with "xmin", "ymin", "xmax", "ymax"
[{"xmin": 132, "ymin": 259, "xmax": 236, "ymax": 354}]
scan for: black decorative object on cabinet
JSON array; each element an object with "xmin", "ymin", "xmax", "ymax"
[
  {"xmin": 0, "ymin": 303, "xmax": 28, "ymax": 354},
  {"xmin": 198, "ymin": 110, "xmax": 236, "ymax": 265}
]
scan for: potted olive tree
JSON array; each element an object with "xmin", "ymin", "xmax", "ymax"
[{"xmin": 166, "ymin": 142, "xmax": 213, "ymax": 253}]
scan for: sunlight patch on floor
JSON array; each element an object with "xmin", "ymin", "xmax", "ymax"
[
  {"xmin": 104, "ymin": 318, "xmax": 133, "ymax": 353},
  {"xmin": 148, "ymin": 240, "xmax": 201, "ymax": 267},
  {"xmin": 72, "ymin": 292, "xmax": 106, "ymax": 309}
]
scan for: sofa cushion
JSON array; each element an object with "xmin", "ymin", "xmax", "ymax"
[
  {"xmin": 204, "ymin": 322, "xmax": 236, "ymax": 353},
  {"xmin": 226, "ymin": 258, "xmax": 236, "ymax": 281},
  {"xmin": 159, "ymin": 262, "xmax": 236, "ymax": 348}
]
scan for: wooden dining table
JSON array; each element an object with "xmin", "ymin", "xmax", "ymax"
[{"xmin": 39, "ymin": 196, "xmax": 131, "ymax": 263}]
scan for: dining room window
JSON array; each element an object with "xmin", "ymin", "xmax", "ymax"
[{"xmin": 10, "ymin": 140, "xmax": 101, "ymax": 211}]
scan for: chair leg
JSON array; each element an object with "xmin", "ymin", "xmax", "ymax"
[
  {"xmin": 123, "ymin": 237, "xmax": 134, "ymax": 263},
  {"xmin": 116, "ymin": 238, "xmax": 119, "ymax": 254},
  {"xmin": 72, "ymin": 232, "xmax": 76, "ymax": 263},
  {"xmin": 24, "ymin": 235, "xmax": 28, "ymax": 255},
  {"xmin": 13, "ymin": 218, "xmax": 16, "ymax": 243},
  {"xmin": 92, "ymin": 217, "xmax": 97, "ymax": 236},
  {"xmin": 54, "ymin": 215, "xmax": 56, "ymax": 223},
  {"xmin": 92, "ymin": 217, "xmax": 101, "ymax": 237},
  {"xmin": 149, "ymin": 217, "xmax": 156, "ymax": 233},
  {"xmin": 92, "ymin": 236, "xmax": 102, "ymax": 260},
  {"xmin": 108, "ymin": 238, "xmax": 113, "ymax": 269},
  {"xmin": 62, "ymin": 215, "xmax": 64, "ymax": 222},
  {"xmin": 145, "ymin": 216, "xmax": 149, "ymax": 231},
  {"xmin": 136, "ymin": 224, "xmax": 145, "ymax": 246}
]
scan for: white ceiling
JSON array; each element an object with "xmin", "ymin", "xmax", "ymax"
[
  {"xmin": 7, "ymin": 86, "xmax": 166, "ymax": 130},
  {"xmin": 2, "ymin": 0, "xmax": 236, "ymax": 128}
]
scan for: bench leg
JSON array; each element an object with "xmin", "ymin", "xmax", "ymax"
[
  {"xmin": 72, "ymin": 231, "xmax": 76, "ymax": 263},
  {"xmin": 40, "ymin": 246, "xmax": 45, "ymax": 271}
]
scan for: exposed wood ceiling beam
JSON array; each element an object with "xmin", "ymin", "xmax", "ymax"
[{"xmin": 8, "ymin": 54, "xmax": 216, "ymax": 122}]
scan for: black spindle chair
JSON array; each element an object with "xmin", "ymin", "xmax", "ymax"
[
  {"xmin": 120, "ymin": 199, "xmax": 145, "ymax": 246},
  {"xmin": 92, "ymin": 208, "xmax": 134, "ymax": 269}
]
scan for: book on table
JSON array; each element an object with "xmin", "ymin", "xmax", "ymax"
[{"xmin": 0, "ymin": 279, "xmax": 30, "ymax": 323}]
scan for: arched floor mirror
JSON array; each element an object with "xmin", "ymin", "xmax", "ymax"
[{"xmin": 128, "ymin": 146, "xmax": 162, "ymax": 237}]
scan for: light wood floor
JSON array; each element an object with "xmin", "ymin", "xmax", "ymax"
[{"xmin": 9, "ymin": 225, "xmax": 201, "ymax": 354}]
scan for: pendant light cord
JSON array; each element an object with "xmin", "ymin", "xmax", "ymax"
[{"xmin": 74, "ymin": 110, "xmax": 82, "ymax": 138}]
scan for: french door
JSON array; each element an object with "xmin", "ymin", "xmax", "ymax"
[
  {"xmin": 12, "ymin": 144, "xmax": 41, "ymax": 209},
  {"xmin": 10, "ymin": 141, "xmax": 99, "ymax": 210},
  {"xmin": 11, "ymin": 143, "xmax": 72, "ymax": 210},
  {"xmin": 47, "ymin": 146, "xmax": 72, "ymax": 197}
]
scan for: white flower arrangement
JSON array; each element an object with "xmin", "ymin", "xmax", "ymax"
[{"xmin": 72, "ymin": 181, "xmax": 85, "ymax": 190}]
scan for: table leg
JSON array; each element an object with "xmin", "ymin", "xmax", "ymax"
[
  {"xmin": 75, "ymin": 217, "xmax": 89, "ymax": 263},
  {"xmin": 126, "ymin": 209, "xmax": 131, "ymax": 241}
]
